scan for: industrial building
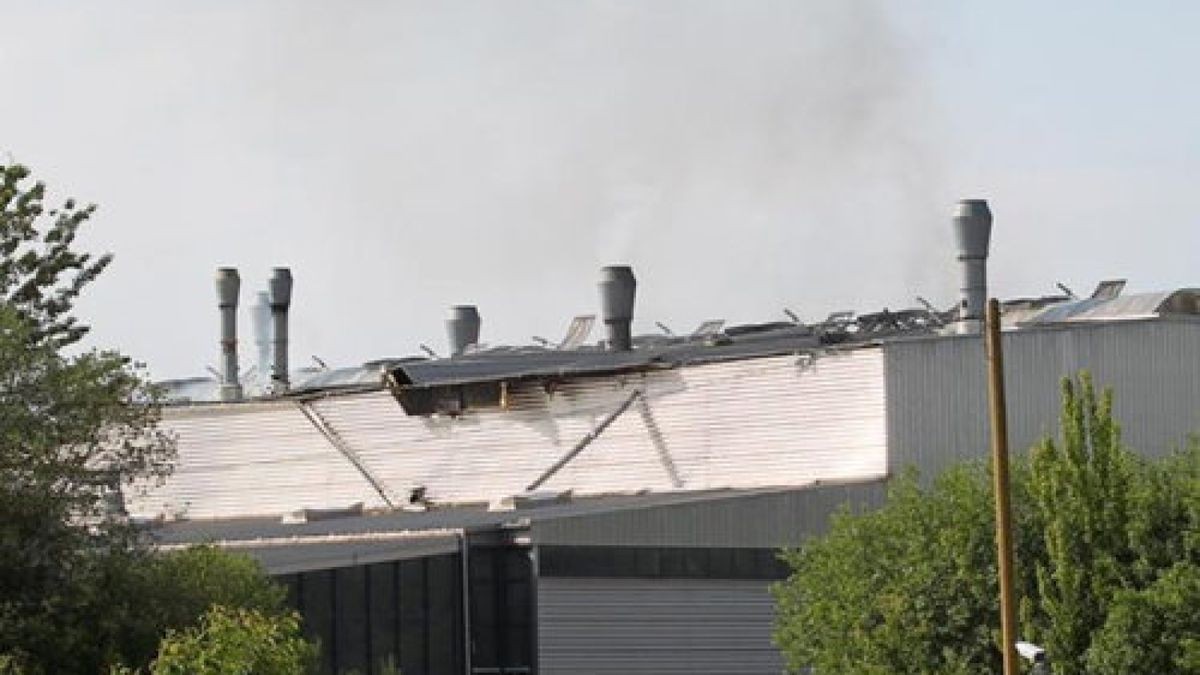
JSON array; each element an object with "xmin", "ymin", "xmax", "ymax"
[{"xmin": 139, "ymin": 201, "xmax": 1200, "ymax": 674}]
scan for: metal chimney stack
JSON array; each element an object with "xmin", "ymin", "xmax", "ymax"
[
  {"xmin": 250, "ymin": 291, "xmax": 272, "ymax": 382},
  {"xmin": 598, "ymin": 265, "xmax": 637, "ymax": 351},
  {"xmin": 267, "ymin": 268, "xmax": 293, "ymax": 391},
  {"xmin": 446, "ymin": 305, "xmax": 481, "ymax": 357},
  {"xmin": 215, "ymin": 268, "xmax": 243, "ymax": 402},
  {"xmin": 952, "ymin": 199, "xmax": 993, "ymax": 334}
]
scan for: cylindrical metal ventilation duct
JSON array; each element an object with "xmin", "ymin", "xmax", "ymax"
[
  {"xmin": 446, "ymin": 305, "xmax": 481, "ymax": 357},
  {"xmin": 267, "ymin": 268, "xmax": 293, "ymax": 391},
  {"xmin": 215, "ymin": 268, "xmax": 243, "ymax": 402},
  {"xmin": 250, "ymin": 291, "xmax": 272, "ymax": 382},
  {"xmin": 598, "ymin": 265, "xmax": 637, "ymax": 351},
  {"xmin": 952, "ymin": 199, "xmax": 993, "ymax": 334}
]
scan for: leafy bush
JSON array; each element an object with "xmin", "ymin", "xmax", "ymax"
[
  {"xmin": 112, "ymin": 546, "xmax": 290, "ymax": 668},
  {"xmin": 1086, "ymin": 563, "xmax": 1200, "ymax": 674},
  {"xmin": 150, "ymin": 606, "xmax": 316, "ymax": 675},
  {"xmin": 2, "ymin": 165, "xmax": 300, "ymax": 672},
  {"xmin": 774, "ymin": 374, "xmax": 1200, "ymax": 674},
  {"xmin": 1, "ymin": 163, "xmax": 172, "ymax": 672}
]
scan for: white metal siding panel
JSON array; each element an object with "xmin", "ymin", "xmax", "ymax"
[
  {"xmin": 537, "ymin": 577, "xmax": 783, "ymax": 674},
  {"xmin": 316, "ymin": 349, "xmax": 887, "ymax": 504},
  {"xmin": 126, "ymin": 403, "xmax": 386, "ymax": 519},
  {"xmin": 135, "ymin": 349, "xmax": 888, "ymax": 519},
  {"xmin": 884, "ymin": 320, "xmax": 1200, "ymax": 476}
]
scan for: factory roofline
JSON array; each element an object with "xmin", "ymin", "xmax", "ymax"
[
  {"xmin": 144, "ymin": 483, "xmax": 883, "ymax": 574},
  {"xmin": 159, "ymin": 286, "xmax": 1200, "ymax": 406},
  {"xmin": 146, "ymin": 486, "xmax": 798, "ymax": 546}
]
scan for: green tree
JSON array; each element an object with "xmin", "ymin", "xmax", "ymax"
[
  {"xmin": 149, "ymin": 606, "xmax": 317, "ymax": 675},
  {"xmin": 773, "ymin": 465, "xmax": 1013, "ymax": 674},
  {"xmin": 774, "ymin": 373, "xmax": 1200, "ymax": 674},
  {"xmin": 1085, "ymin": 563, "xmax": 1200, "ymax": 674},
  {"xmin": 102, "ymin": 547, "xmax": 291, "ymax": 669},
  {"xmin": 0, "ymin": 163, "xmax": 112, "ymax": 348},
  {"xmin": 0, "ymin": 162, "xmax": 176, "ymax": 672},
  {"xmin": 1022, "ymin": 374, "xmax": 1135, "ymax": 674},
  {"xmin": 0, "ymin": 164, "xmax": 313, "ymax": 672}
]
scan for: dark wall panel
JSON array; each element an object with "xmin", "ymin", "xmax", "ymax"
[
  {"xmin": 398, "ymin": 557, "xmax": 429, "ymax": 675},
  {"xmin": 334, "ymin": 565, "xmax": 368, "ymax": 673},
  {"xmin": 468, "ymin": 547, "xmax": 535, "ymax": 673},
  {"xmin": 426, "ymin": 554, "xmax": 462, "ymax": 674},
  {"xmin": 504, "ymin": 549, "xmax": 534, "ymax": 669},
  {"xmin": 282, "ymin": 552, "xmax": 471, "ymax": 675},
  {"xmin": 300, "ymin": 569, "xmax": 336, "ymax": 674},
  {"xmin": 539, "ymin": 545, "xmax": 789, "ymax": 580},
  {"xmin": 367, "ymin": 562, "xmax": 398, "ymax": 671}
]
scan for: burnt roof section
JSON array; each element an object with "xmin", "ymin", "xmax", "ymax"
[
  {"xmin": 385, "ymin": 308, "xmax": 945, "ymax": 394},
  {"xmin": 168, "ymin": 284, "xmax": 1198, "ymax": 407},
  {"xmin": 157, "ymin": 306, "xmax": 948, "ymax": 406}
]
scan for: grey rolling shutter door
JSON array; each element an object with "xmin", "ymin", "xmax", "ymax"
[{"xmin": 538, "ymin": 577, "xmax": 784, "ymax": 674}]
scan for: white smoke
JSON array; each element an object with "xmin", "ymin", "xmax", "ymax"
[{"xmin": 0, "ymin": 1, "xmax": 952, "ymax": 377}]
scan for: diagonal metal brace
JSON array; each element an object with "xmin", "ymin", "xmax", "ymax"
[
  {"xmin": 637, "ymin": 396, "xmax": 684, "ymax": 488},
  {"xmin": 526, "ymin": 389, "xmax": 643, "ymax": 492},
  {"xmin": 297, "ymin": 400, "xmax": 397, "ymax": 508}
]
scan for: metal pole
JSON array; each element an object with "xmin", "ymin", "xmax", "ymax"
[
  {"xmin": 458, "ymin": 530, "xmax": 472, "ymax": 675},
  {"xmin": 985, "ymin": 298, "xmax": 1019, "ymax": 675}
]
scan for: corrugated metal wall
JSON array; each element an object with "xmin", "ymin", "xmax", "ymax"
[
  {"xmin": 531, "ymin": 481, "xmax": 888, "ymax": 549},
  {"xmin": 133, "ymin": 349, "xmax": 888, "ymax": 519},
  {"xmin": 537, "ymin": 577, "xmax": 783, "ymax": 674},
  {"xmin": 126, "ymin": 402, "xmax": 387, "ymax": 519},
  {"xmin": 884, "ymin": 319, "xmax": 1200, "ymax": 476},
  {"xmin": 278, "ymin": 553, "xmax": 465, "ymax": 675}
]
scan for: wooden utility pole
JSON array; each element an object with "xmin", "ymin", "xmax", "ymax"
[{"xmin": 985, "ymin": 298, "xmax": 1019, "ymax": 675}]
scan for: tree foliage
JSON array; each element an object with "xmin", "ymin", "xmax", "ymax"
[
  {"xmin": 774, "ymin": 373, "xmax": 1200, "ymax": 674},
  {"xmin": 1022, "ymin": 376, "xmax": 1136, "ymax": 673},
  {"xmin": 1086, "ymin": 563, "xmax": 1200, "ymax": 674},
  {"xmin": 1, "ymin": 164, "xmax": 112, "ymax": 349},
  {"xmin": 774, "ymin": 465, "xmax": 1015, "ymax": 674},
  {"xmin": 0, "ymin": 164, "xmax": 305, "ymax": 672},
  {"xmin": 0, "ymin": 162, "xmax": 176, "ymax": 672},
  {"xmin": 104, "ymin": 547, "xmax": 291, "ymax": 670},
  {"xmin": 148, "ymin": 606, "xmax": 316, "ymax": 675}
]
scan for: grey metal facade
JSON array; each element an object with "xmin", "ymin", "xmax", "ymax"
[
  {"xmin": 884, "ymin": 318, "xmax": 1200, "ymax": 477},
  {"xmin": 276, "ymin": 553, "xmax": 467, "ymax": 675},
  {"xmin": 537, "ymin": 577, "xmax": 783, "ymax": 674},
  {"xmin": 141, "ymin": 314, "xmax": 1200, "ymax": 675},
  {"xmin": 529, "ymin": 481, "xmax": 887, "ymax": 549}
]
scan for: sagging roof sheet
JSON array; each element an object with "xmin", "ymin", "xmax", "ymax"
[
  {"xmin": 386, "ymin": 327, "xmax": 833, "ymax": 391},
  {"xmin": 1024, "ymin": 289, "xmax": 1200, "ymax": 324},
  {"xmin": 134, "ymin": 347, "xmax": 890, "ymax": 520}
]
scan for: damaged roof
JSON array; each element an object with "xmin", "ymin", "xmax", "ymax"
[{"xmin": 158, "ymin": 286, "xmax": 1200, "ymax": 406}]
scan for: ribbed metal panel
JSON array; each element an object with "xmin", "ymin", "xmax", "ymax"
[
  {"xmin": 531, "ymin": 480, "xmax": 888, "ymax": 549},
  {"xmin": 135, "ymin": 349, "xmax": 887, "ymax": 518},
  {"xmin": 884, "ymin": 319, "xmax": 1200, "ymax": 476},
  {"xmin": 537, "ymin": 577, "xmax": 783, "ymax": 674},
  {"xmin": 126, "ymin": 403, "xmax": 386, "ymax": 519},
  {"xmin": 314, "ymin": 349, "xmax": 887, "ymax": 504}
]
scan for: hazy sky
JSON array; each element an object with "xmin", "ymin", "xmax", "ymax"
[{"xmin": 2, "ymin": 1, "xmax": 1197, "ymax": 378}]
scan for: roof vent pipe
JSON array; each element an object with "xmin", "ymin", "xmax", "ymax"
[
  {"xmin": 250, "ymin": 291, "xmax": 271, "ymax": 383},
  {"xmin": 952, "ymin": 199, "xmax": 993, "ymax": 334},
  {"xmin": 267, "ymin": 268, "xmax": 293, "ymax": 392},
  {"xmin": 598, "ymin": 265, "xmax": 637, "ymax": 351},
  {"xmin": 446, "ymin": 305, "xmax": 481, "ymax": 357},
  {"xmin": 215, "ymin": 268, "xmax": 243, "ymax": 402}
]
